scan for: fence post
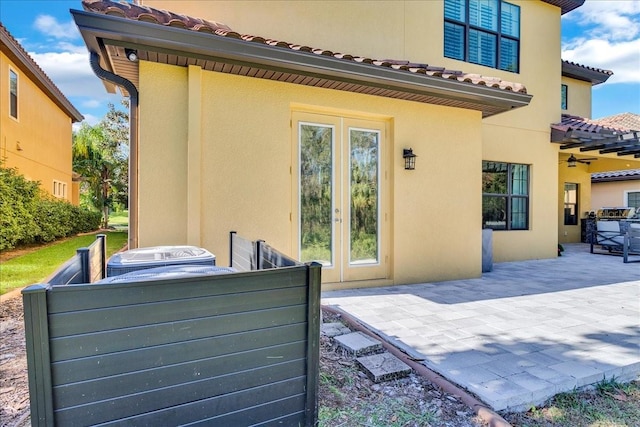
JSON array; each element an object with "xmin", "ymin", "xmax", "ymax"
[
  {"xmin": 22, "ymin": 284, "xmax": 54, "ymax": 426},
  {"xmin": 305, "ymin": 262, "xmax": 322, "ymax": 426},
  {"xmin": 229, "ymin": 231, "xmax": 236, "ymax": 267},
  {"xmin": 97, "ymin": 233, "xmax": 107, "ymax": 279},
  {"xmin": 256, "ymin": 240, "xmax": 265, "ymax": 270},
  {"xmin": 78, "ymin": 247, "xmax": 90, "ymax": 283}
]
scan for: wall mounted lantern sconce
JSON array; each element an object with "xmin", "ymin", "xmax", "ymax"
[
  {"xmin": 567, "ymin": 154, "xmax": 577, "ymax": 168},
  {"xmin": 125, "ymin": 48, "xmax": 138, "ymax": 62},
  {"xmin": 403, "ymin": 148, "xmax": 417, "ymax": 170}
]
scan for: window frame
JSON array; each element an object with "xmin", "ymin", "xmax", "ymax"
[
  {"xmin": 9, "ymin": 67, "xmax": 18, "ymax": 120},
  {"xmin": 444, "ymin": 0, "xmax": 521, "ymax": 73},
  {"xmin": 482, "ymin": 161, "xmax": 530, "ymax": 230},
  {"xmin": 563, "ymin": 182, "xmax": 578, "ymax": 226},
  {"xmin": 561, "ymin": 84, "xmax": 568, "ymax": 110},
  {"xmin": 53, "ymin": 180, "xmax": 67, "ymax": 199},
  {"xmin": 626, "ymin": 190, "xmax": 640, "ymax": 209}
]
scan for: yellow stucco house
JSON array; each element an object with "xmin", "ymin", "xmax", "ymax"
[
  {"xmin": 0, "ymin": 23, "xmax": 84, "ymax": 204},
  {"xmin": 73, "ymin": 0, "xmax": 639, "ymax": 289}
]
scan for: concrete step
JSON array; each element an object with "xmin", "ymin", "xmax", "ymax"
[
  {"xmin": 334, "ymin": 331, "xmax": 383, "ymax": 356},
  {"xmin": 356, "ymin": 352, "xmax": 412, "ymax": 383},
  {"xmin": 321, "ymin": 322, "xmax": 351, "ymax": 338}
]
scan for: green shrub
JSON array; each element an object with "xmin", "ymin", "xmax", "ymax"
[{"xmin": 0, "ymin": 164, "xmax": 101, "ymax": 251}]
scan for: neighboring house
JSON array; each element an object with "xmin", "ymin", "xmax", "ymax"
[
  {"xmin": 73, "ymin": 0, "xmax": 639, "ymax": 288},
  {"xmin": 0, "ymin": 23, "xmax": 83, "ymax": 204},
  {"xmin": 591, "ymin": 169, "xmax": 640, "ymax": 211}
]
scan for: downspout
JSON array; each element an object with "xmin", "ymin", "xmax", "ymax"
[{"xmin": 89, "ymin": 51, "xmax": 139, "ymax": 249}]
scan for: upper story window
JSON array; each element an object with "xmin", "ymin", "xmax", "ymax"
[
  {"xmin": 444, "ymin": 0, "xmax": 520, "ymax": 73},
  {"xmin": 561, "ymin": 84, "xmax": 568, "ymax": 110},
  {"xmin": 9, "ymin": 68, "xmax": 18, "ymax": 119}
]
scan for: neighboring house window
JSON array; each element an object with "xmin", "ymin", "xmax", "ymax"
[
  {"xmin": 53, "ymin": 180, "xmax": 67, "ymax": 198},
  {"xmin": 9, "ymin": 68, "xmax": 18, "ymax": 119},
  {"xmin": 482, "ymin": 161, "xmax": 529, "ymax": 230},
  {"xmin": 564, "ymin": 183, "xmax": 578, "ymax": 225},
  {"xmin": 628, "ymin": 191, "xmax": 640, "ymax": 209},
  {"xmin": 561, "ymin": 84, "xmax": 568, "ymax": 110},
  {"xmin": 444, "ymin": 0, "xmax": 520, "ymax": 72}
]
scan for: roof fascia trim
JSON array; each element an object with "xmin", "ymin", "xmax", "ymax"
[
  {"xmin": 72, "ymin": 10, "xmax": 532, "ymax": 115},
  {"xmin": 0, "ymin": 29, "xmax": 84, "ymax": 122},
  {"xmin": 562, "ymin": 62, "xmax": 611, "ymax": 86}
]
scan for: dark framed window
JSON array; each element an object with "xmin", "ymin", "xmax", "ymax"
[
  {"xmin": 482, "ymin": 161, "xmax": 529, "ymax": 230},
  {"xmin": 444, "ymin": 0, "xmax": 520, "ymax": 72},
  {"xmin": 561, "ymin": 84, "xmax": 568, "ymax": 110},
  {"xmin": 564, "ymin": 183, "xmax": 578, "ymax": 225},
  {"xmin": 628, "ymin": 191, "xmax": 640, "ymax": 209},
  {"xmin": 9, "ymin": 69, "xmax": 18, "ymax": 119}
]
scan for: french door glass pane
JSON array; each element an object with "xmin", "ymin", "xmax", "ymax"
[
  {"xmin": 300, "ymin": 124, "xmax": 333, "ymax": 265},
  {"xmin": 350, "ymin": 129, "xmax": 379, "ymax": 264}
]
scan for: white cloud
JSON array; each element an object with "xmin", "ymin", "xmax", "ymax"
[
  {"xmin": 563, "ymin": 38, "xmax": 640, "ymax": 84},
  {"xmin": 33, "ymin": 15, "xmax": 79, "ymax": 40},
  {"xmin": 82, "ymin": 99, "xmax": 103, "ymax": 109},
  {"xmin": 562, "ymin": 0, "xmax": 640, "ymax": 84},
  {"xmin": 30, "ymin": 51, "xmax": 108, "ymax": 98}
]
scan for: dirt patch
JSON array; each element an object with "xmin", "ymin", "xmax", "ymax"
[{"xmin": 0, "ymin": 294, "xmax": 29, "ymax": 427}]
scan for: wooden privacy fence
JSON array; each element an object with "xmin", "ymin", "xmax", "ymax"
[{"xmin": 23, "ymin": 233, "xmax": 321, "ymax": 426}]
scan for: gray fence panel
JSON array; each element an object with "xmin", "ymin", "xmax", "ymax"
[{"xmin": 25, "ymin": 263, "xmax": 320, "ymax": 426}]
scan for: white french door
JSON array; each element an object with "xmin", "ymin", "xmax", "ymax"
[{"xmin": 292, "ymin": 112, "xmax": 388, "ymax": 283}]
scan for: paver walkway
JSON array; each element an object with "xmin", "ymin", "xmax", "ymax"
[{"xmin": 322, "ymin": 244, "xmax": 640, "ymax": 411}]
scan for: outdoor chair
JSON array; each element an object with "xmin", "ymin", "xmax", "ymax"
[
  {"xmin": 591, "ymin": 220, "xmax": 624, "ymax": 253},
  {"xmin": 623, "ymin": 224, "xmax": 640, "ymax": 263}
]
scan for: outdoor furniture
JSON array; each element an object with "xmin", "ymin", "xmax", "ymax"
[
  {"xmin": 623, "ymin": 224, "xmax": 640, "ymax": 263},
  {"xmin": 590, "ymin": 220, "xmax": 624, "ymax": 253}
]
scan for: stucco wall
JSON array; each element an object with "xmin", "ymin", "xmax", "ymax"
[
  {"xmin": 561, "ymin": 76, "xmax": 592, "ymax": 119},
  {"xmin": 138, "ymin": 61, "xmax": 483, "ymax": 286},
  {"xmin": 557, "ymin": 161, "xmax": 592, "ymax": 243},
  {"xmin": 0, "ymin": 51, "xmax": 74, "ymax": 202},
  {"xmin": 592, "ymin": 180, "xmax": 640, "ymax": 210}
]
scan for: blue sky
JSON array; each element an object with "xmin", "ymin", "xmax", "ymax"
[{"xmin": 1, "ymin": 0, "xmax": 639, "ymax": 127}]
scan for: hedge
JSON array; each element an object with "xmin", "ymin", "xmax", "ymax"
[{"xmin": 0, "ymin": 166, "xmax": 101, "ymax": 251}]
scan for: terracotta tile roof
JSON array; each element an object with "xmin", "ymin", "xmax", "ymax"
[
  {"xmin": 592, "ymin": 113, "xmax": 640, "ymax": 132},
  {"xmin": 562, "ymin": 60, "xmax": 613, "ymax": 78},
  {"xmin": 0, "ymin": 23, "xmax": 83, "ymax": 122},
  {"xmin": 81, "ymin": 0, "xmax": 527, "ymax": 95},
  {"xmin": 592, "ymin": 169, "xmax": 640, "ymax": 181},
  {"xmin": 552, "ymin": 114, "xmax": 624, "ymax": 135}
]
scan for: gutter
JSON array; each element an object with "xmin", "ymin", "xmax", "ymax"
[
  {"xmin": 89, "ymin": 51, "xmax": 139, "ymax": 249},
  {"xmin": 72, "ymin": 9, "xmax": 531, "ymax": 116}
]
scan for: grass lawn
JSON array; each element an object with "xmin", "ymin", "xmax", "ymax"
[
  {"xmin": 0, "ymin": 231, "xmax": 128, "ymax": 295},
  {"xmin": 109, "ymin": 210, "xmax": 129, "ymax": 227}
]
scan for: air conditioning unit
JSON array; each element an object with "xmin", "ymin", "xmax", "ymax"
[
  {"xmin": 98, "ymin": 264, "xmax": 234, "ymax": 284},
  {"xmin": 107, "ymin": 246, "xmax": 215, "ymax": 277}
]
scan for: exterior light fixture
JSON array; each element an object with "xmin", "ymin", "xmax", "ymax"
[
  {"xmin": 403, "ymin": 148, "xmax": 417, "ymax": 170},
  {"xmin": 125, "ymin": 48, "xmax": 138, "ymax": 62},
  {"xmin": 567, "ymin": 154, "xmax": 577, "ymax": 168}
]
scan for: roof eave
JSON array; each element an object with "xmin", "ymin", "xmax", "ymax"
[
  {"xmin": 562, "ymin": 61, "xmax": 612, "ymax": 86},
  {"xmin": 0, "ymin": 28, "xmax": 84, "ymax": 122},
  {"xmin": 541, "ymin": 0, "xmax": 585, "ymax": 15},
  {"xmin": 72, "ymin": 9, "xmax": 531, "ymax": 118}
]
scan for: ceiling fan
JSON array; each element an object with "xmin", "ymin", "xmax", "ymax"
[{"xmin": 565, "ymin": 154, "xmax": 598, "ymax": 167}]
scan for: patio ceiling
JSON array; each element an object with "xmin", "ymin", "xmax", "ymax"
[{"xmin": 551, "ymin": 115, "xmax": 640, "ymax": 159}]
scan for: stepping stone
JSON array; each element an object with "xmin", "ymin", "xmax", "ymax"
[
  {"xmin": 334, "ymin": 331, "xmax": 383, "ymax": 356},
  {"xmin": 321, "ymin": 322, "xmax": 351, "ymax": 337},
  {"xmin": 356, "ymin": 352, "xmax": 412, "ymax": 383}
]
